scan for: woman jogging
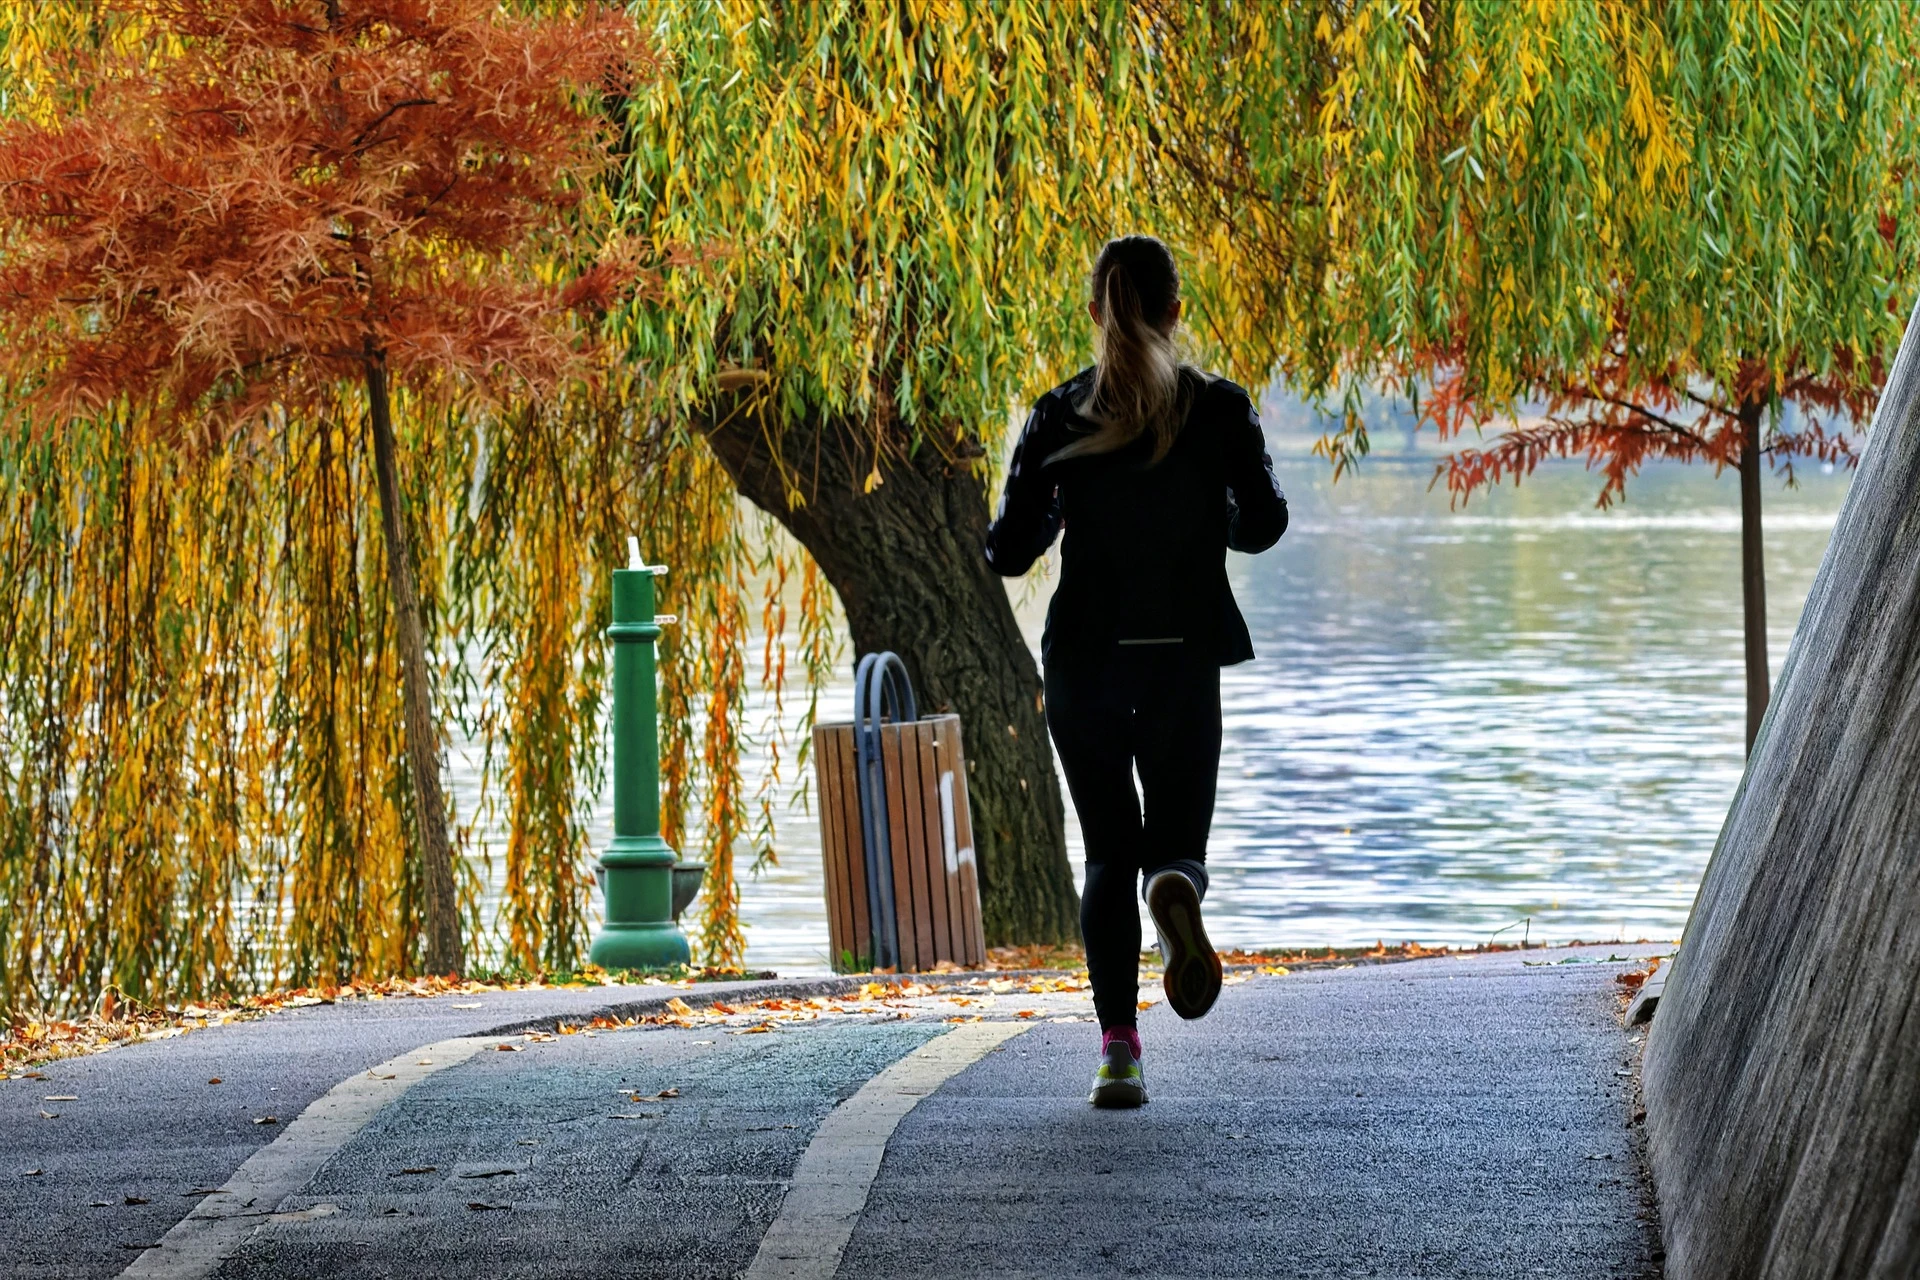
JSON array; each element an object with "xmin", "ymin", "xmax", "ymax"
[{"xmin": 985, "ymin": 235, "xmax": 1288, "ymax": 1108}]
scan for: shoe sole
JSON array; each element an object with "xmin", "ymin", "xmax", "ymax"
[
  {"xmin": 1148, "ymin": 873, "xmax": 1222, "ymax": 1020},
  {"xmin": 1089, "ymin": 1079, "xmax": 1148, "ymax": 1108}
]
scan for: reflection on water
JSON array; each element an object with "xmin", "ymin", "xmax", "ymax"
[
  {"xmin": 1211, "ymin": 460, "xmax": 1847, "ymax": 953},
  {"xmin": 474, "ymin": 455, "xmax": 1847, "ymax": 972}
]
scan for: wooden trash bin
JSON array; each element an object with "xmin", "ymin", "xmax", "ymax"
[{"xmin": 812, "ymin": 656, "xmax": 986, "ymax": 973}]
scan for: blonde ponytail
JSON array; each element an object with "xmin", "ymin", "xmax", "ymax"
[{"xmin": 1053, "ymin": 235, "xmax": 1191, "ymax": 465}]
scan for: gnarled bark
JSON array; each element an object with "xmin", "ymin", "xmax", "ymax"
[
  {"xmin": 698, "ymin": 396, "xmax": 1078, "ymax": 946},
  {"xmin": 1643, "ymin": 298, "xmax": 1920, "ymax": 1277}
]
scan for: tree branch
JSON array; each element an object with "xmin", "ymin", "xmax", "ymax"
[
  {"xmin": 1561, "ymin": 385, "xmax": 1711, "ymax": 448},
  {"xmin": 349, "ymin": 98, "xmax": 437, "ymax": 153}
]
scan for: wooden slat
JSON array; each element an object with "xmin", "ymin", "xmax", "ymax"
[
  {"xmin": 836, "ymin": 726, "xmax": 872, "ymax": 970},
  {"xmin": 815, "ymin": 725, "xmax": 857, "ymax": 972},
  {"xmin": 944, "ymin": 718, "xmax": 987, "ymax": 965},
  {"xmin": 916, "ymin": 720, "xmax": 956, "ymax": 965},
  {"xmin": 893, "ymin": 724, "xmax": 937, "ymax": 971},
  {"xmin": 937, "ymin": 716, "xmax": 975, "ymax": 965},
  {"xmin": 813, "ymin": 725, "xmax": 846, "ymax": 970},
  {"xmin": 928, "ymin": 716, "xmax": 960, "ymax": 962},
  {"xmin": 879, "ymin": 724, "xmax": 917, "ymax": 971}
]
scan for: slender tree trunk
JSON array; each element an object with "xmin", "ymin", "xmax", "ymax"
[
  {"xmin": 1738, "ymin": 400, "xmax": 1770, "ymax": 755},
  {"xmin": 364, "ymin": 350, "xmax": 464, "ymax": 975},
  {"xmin": 698, "ymin": 397, "xmax": 1079, "ymax": 945}
]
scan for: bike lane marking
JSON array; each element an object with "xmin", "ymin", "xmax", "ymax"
[
  {"xmin": 744, "ymin": 1020, "xmax": 1034, "ymax": 1280},
  {"xmin": 118, "ymin": 1035, "xmax": 498, "ymax": 1280}
]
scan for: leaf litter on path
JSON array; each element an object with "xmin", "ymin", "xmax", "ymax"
[{"xmin": 489, "ymin": 970, "xmax": 1292, "ymax": 1042}]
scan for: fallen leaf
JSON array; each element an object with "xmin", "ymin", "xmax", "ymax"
[
  {"xmin": 1136, "ymin": 1001, "xmax": 1154, "ymax": 1011},
  {"xmin": 457, "ymin": 1168, "xmax": 515, "ymax": 1179},
  {"xmin": 207, "ymin": 1078, "xmax": 222, "ymax": 1086},
  {"xmin": 466, "ymin": 1201, "xmax": 509, "ymax": 1212},
  {"xmin": 124, "ymin": 1195, "xmax": 149, "ymax": 1205},
  {"xmin": 89, "ymin": 1199, "xmax": 110, "ymax": 1207},
  {"xmin": 610, "ymin": 1112, "xmax": 658, "ymax": 1120},
  {"xmin": 627, "ymin": 1088, "xmax": 679, "ymax": 1102},
  {"xmin": 366, "ymin": 1072, "xmax": 396, "ymax": 1081},
  {"xmin": 450, "ymin": 1003, "xmax": 483, "ymax": 1010},
  {"xmin": 44, "ymin": 1095, "xmax": 77, "ymax": 1102},
  {"xmin": 39, "ymin": 1110, "xmax": 58, "ymax": 1119},
  {"xmin": 284, "ymin": 996, "xmax": 329, "ymax": 1008},
  {"xmin": 392, "ymin": 1167, "xmax": 436, "ymax": 1177},
  {"xmin": 270, "ymin": 1203, "xmax": 338, "ymax": 1222},
  {"xmin": 495, "ymin": 1044, "xmax": 523, "ymax": 1053},
  {"xmin": 184, "ymin": 1188, "xmax": 222, "ymax": 1196},
  {"xmin": 415, "ymin": 1059, "xmax": 434, "ymax": 1066},
  {"xmin": 252, "ymin": 1116, "xmax": 278, "ymax": 1126},
  {"xmin": 664, "ymin": 998, "xmax": 695, "ymax": 1016},
  {"xmin": 21, "ymin": 1169, "xmax": 42, "ymax": 1177},
  {"xmin": 1013, "ymin": 1010, "xmax": 1038, "ymax": 1019}
]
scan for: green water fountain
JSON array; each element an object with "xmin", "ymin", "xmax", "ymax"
[{"xmin": 588, "ymin": 540, "xmax": 696, "ymax": 970}]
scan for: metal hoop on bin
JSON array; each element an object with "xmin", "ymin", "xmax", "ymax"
[{"xmin": 853, "ymin": 651, "xmax": 917, "ymax": 971}]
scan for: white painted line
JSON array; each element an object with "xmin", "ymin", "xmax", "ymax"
[
  {"xmin": 119, "ymin": 1035, "xmax": 497, "ymax": 1280},
  {"xmin": 744, "ymin": 1020, "xmax": 1032, "ymax": 1280}
]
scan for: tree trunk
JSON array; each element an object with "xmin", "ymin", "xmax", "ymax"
[
  {"xmin": 364, "ymin": 351, "xmax": 464, "ymax": 975},
  {"xmin": 698, "ymin": 398, "xmax": 1079, "ymax": 946},
  {"xmin": 1738, "ymin": 400, "xmax": 1771, "ymax": 754},
  {"xmin": 1642, "ymin": 298, "xmax": 1920, "ymax": 1278}
]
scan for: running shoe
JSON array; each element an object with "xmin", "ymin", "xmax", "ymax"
[
  {"xmin": 1146, "ymin": 868, "xmax": 1223, "ymax": 1019},
  {"xmin": 1089, "ymin": 1036, "xmax": 1148, "ymax": 1108}
]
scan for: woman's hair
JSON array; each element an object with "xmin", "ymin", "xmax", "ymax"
[{"xmin": 1053, "ymin": 234, "xmax": 1191, "ymax": 465}]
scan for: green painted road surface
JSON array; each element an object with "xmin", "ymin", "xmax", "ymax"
[{"xmin": 3, "ymin": 948, "xmax": 1665, "ymax": 1279}]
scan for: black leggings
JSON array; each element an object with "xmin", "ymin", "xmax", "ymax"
[{"xmin": 1044, "ymin": 644, "xmax": 1221, "ymax": 1030}]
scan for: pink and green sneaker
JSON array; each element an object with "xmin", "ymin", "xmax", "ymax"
[
  {"xmin": 1089, "ymin": 1028, "xmax": 1147, "ymax": 1108},
  {"xmin": 1146, "ymin": 868, "xmax": 1223, "ymax": 1020}
]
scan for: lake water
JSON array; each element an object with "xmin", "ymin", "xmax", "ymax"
[{"xmin": 697, "ymin": 452, "xmax": 1851, "ymax": 971}]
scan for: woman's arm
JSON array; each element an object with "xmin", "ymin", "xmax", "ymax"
[
  {"xmin": 1223, "ymin": 386, "xmax": 1287, "ymax": 553},
  {"xmin": 984, "ymin": 403, "xmax": 1063, "ymax": 576}
]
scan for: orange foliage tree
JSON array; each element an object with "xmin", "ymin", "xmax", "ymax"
[{"xmin": 0, "ymin": 0, "xmax": 643, "ymax": 974}]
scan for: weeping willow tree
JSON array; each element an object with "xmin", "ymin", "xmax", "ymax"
[
  {"xmin": 0, "ymin": 0, "xmax": 689, "ymax": 1018},
  {"xmin": 618, "ymin": 0, "xmax": 1179, "ymax": 944},
  {"xmin": 1146, "ymin": 0, "xmax": 1920, "ymax": 750}
]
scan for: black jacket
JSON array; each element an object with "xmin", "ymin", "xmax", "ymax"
[{"xmin": 984, "ymin": 366, "xmax": 1287, "ymax": 665}]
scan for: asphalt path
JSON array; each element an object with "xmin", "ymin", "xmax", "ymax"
[
  {"xmin": 3, "ymin": 948, "xmax": 1666, "ymax": 1279},
  {"xmin": 1, "ymin": 977, "xmax": 855, "ymax": 1279}
]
